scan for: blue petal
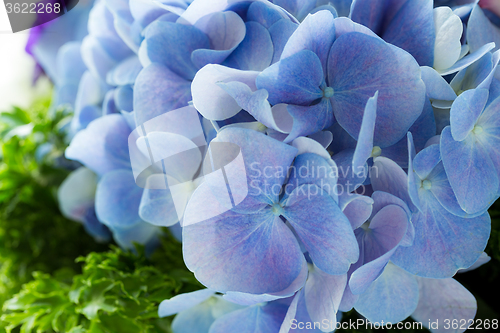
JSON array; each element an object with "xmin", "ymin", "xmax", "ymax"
[
  {"xmin": 440, "ymin": 126, "xmax": 498, "ymax": 214},
  {"xmin": 286, "ymin": 99, "xmax": 334, "ymax": 141},
  {"xmin": 352, "ymin": 91, "xmax": 378, "ymax": 172},
  {"xmin": 106, "ymin": 55, "xmax": 143, "ymax": 86},
  {"xmin": 332, "ymin": 149, "xmax": 367, "ymax": 191},
  {"xmin": 328, "ymin": 32, "xmax": 425, "ymax": 147},
  {"xmin": 437, "ymin": 42, "xmax": 496, "ymax": 76},
  {"xmin": 183, "ymin": 210, "xmax": 306, "ymax": 294},
  {"xmin": 209, "ymin": 302, "xmax": 288, "ymax": 333},
  {"xmin": 450, "ymin": 51, "xmax": 494, "ymax": 93},
  {"xmin": 381, "ymin": 0, "xmax": 435, "ymax": 67},
  {"xmin": 467, "ymin": 5, "xmax": 500, "ymax": 53},
  {"xmin": 392, "ymin": 197, "xmax": 491, "ymax": 278},
  {"xmin": 349, "ymin": 204, "xmax": 408, "ymax": 295},
  {"xmin": 339, "ymin": 193, "xmax": 373, "ymax": 229},
  {"xmin": 143, "ymin": 21, "xmax": 209, "ymax": 80},
  {"xmin": 115, "ymin": 85, "xmax": 134, "ymax": 112},
  {"xmin": 269, "ymin": 19, "xmax": 298, "ymax": 64},
  {"xmin": 281, "ymin": 10, "xmax": 336, "ymax": 75},
  {"xmin": 133, "ymin": 63, "xmax": 191, "ymax": 125},
  {"xmin": 412, "ymin": 278, "xmax": 476, "ymax": 331},
  {"xmin": 304, "ymin": 267, "xmax": 346, "ymax": 325},
  {"xmin": 58, "ymin": 167, "xmax": 98, "ymax": 223},
  {"xmin": 247, "ymin": 1, "xmax": 284, "ymax": 29},
  {"xmin": 111, "ymin": 220, "xmax": 160, "ymax": 250},
  {"xmin": 223, "ymin": 22, "xmax": 274, "ymax": 71},
  {"xmin": 282, "ymin": 184, "xmax": 359, "ymax": 275},
  {"xmin": 412, "ymin": 143, "xmax": 441, "ymax": 180},
  {"xmin": 256, "ymin": 50, "xmax": 324, "ymax": 106},
  {"xmin": 191, "ymin": 11, "xmax": 246, "ymax": 69},
  {"xmin": 66, "ymin": 114, "xmax": 132, "ymax": 176},
  {"xmin": 159, "ymin": 289, "xmax": 215, "ymax": 317},
  {"xmin": 450, "ymin": 88, "xmax": 489, "ymax": 141},
  {"xmin": 420, "ymin": 66, "xmax": 457, "ymax": 101},
  {"xmin": 139, "ymin": 188, "xmax": 179, "ymax": 227},
  {"xmin": 354, "ymin": 263, "xmax": 419, "ymax": 323},
  {"xmin": 95, "ymin": 169, "xmax": 143, "ymax": 228}
]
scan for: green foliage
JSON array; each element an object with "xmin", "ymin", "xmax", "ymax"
[
  {"xmin": 0, "ymin": 100, "xmax": 107, "ymax": 306},
  {"xmin": 1, "ymin": 239, "xmax": 201, "ymax": 333}
]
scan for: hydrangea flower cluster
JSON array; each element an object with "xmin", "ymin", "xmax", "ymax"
[{"xmin": 29, "ymin": 0, "xmax": 500, "ymax": 331}]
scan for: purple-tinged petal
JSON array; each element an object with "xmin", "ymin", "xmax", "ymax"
[
  {"xmin": 134, "ymin": 63, "xmax": 191, "ymax": 125},
  {"xmin": 328, "ymin": 32, "xmax": 426, "ymax": 147},
  {"xmin": 304, "ymin": 267, "xmax": 346, "ymax": 326},
  {"xmin": 420, "ymin": 66, "xmax": 457, "ymax": 101},
  {"xmin": 66, "ymin": 114, "xmax": 131, "ymax": 176},
  {"xmin": 355, "ymin": 263, "xmax": 419, "ymax": 323},
  {"xmin": 192, "ymin": 65, "xmax": 259, "ymax": 121},
  {"xmin": 339, "ymin": 193, "xmax": 373, "ymax": 230},
  {"xmin": 371, "ymin": 156, "xmax": 416, "ymax": 213},
  {"xmin": 95, "ymin": 169, "xmax": 143, "ymax": 228},
  {"xmin": 159, "ymin": 289, "xmax": 215, "ymax": 317},
  {"xmin": 441, "ymin": 126, "xmax": 498, "ymax": 214},
  {"xmin": 282, "ymin": 184, "xmax": 359, "ymax": 275},
  {"xmin": 350, "ymin": 204, "xmax": 408, "ymax": 294},
  {"xmin": 392, "ymin": 197, "xmax": 491, "ymax": 278},
  {"xmin": 183, "ymin": 210, "xmax": 306, "ymax": 294},
  {"xmin": 467, "ymin": 5, "xmax": 500, "ymax": 53},
  {"xmin": 209, "ymin": 301, "xmax": 288, "ymax": 333},
  {"xmin": 450, "ymin": 88, "xmax": 489, "ymax": 141},
  {"xmin": 412, "ymin": 278, "xmax": 476, "ymax": 333},
  {"xmin": 279, "ymin": 291, "xmax": 301, "ymax": 333},
  {"xmin": 143, "ymin": 21, "xmax": 209, "ymax": 80},
  {"xmin": 281, "ymin": 10, "xmax": 336, "ymax": 75},
  {"xmin": 256, "ymin": 50, "xmax": 324, "ymax": 106},
  {"xmin": 352, "ymin": 91, "xmax": 378, "ymax": 172}
]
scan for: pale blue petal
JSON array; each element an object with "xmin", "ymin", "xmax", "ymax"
[
  {"xmin": 304, "ymin": 267, "xmax": 346, "ymax": 325},
  {"xmin": 412, "ymin": 278, "xmax": 476, "ymax": 333},
  {"xmin": 355, "ymin": 263, "xmax": 419, "ymax": 323},
  {"xmin": 285, "ymin": 99, "xmax": 334, "ymax": 141},
  {"xmin": 450, "ymin": 88, "xmax": 489, "ymax": 141},
  {"xmin": 106, "ymin": 55, "xmax": 142, "ymax": 86},
  {"xmin": 420, "ymin": 66, "xmax": 457, "ymax": 101},
  {"xmin": 183, "ymin": 210, "xmax": 306, "ymax": 294},
  {"xmin": 332, "ymin": 149, "xmax": 367, "ymax": 191},
  {"xmin": 339, "ymin": 192, "xmax": 373, "ymax": 229},
  {"xmin": 282, "ymin": 184, "xmax": 359, "ymax": 275},
  {"xmin": 437, "ymin": 42, "xmax": 496, "ymax": 76},
  {"xmin": 159, "ymin": 289, "xmax": 215, "ymax": 317},
  {"xmin": 458, "ymin": 252, "xmax": 491, "ymax": 273},
  {"xmin": 441, "ymin": 126, "xmax": 498, "ymax": 214},
  {"xmin": 95, "ymin": 169, "xmax": 143, "ymax": 228},
  {"xmin": 392, "ymin": 198, "xmax": 490, "ymax": 278},
  {"xmin": 269, "ymin": 19, "xmax": 298, "ymax": 64},
  {"xmin": 209, "ymin": 302, "xmax": 288, "ymax": 333},
  {"xmin": 247, "ymin": 1, "xmax": 283, "ymax": 28},
  {"xmin": 352, "ymin": 91, "xmax": 378, "ymax": 172},
  {"xmin": 139, "ymin": 188, "xmax": 179, "ymax": 226},
  {"xmin": 66, "ymin": 114, "xmax": 131, "ymax": 176},
  {"xmin": 112, "ymin": 220, "xmax": 160, "ymax": 250}
]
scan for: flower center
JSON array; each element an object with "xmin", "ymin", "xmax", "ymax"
[
  {"xmin": 323, "ymin": 87, "xmax": 334, "ymax": 98},
  {"xmin": 371, "ymin": 146, "xmax": 382, "ymax": 158},
  {"xmin": 271, "ymin": 203, "xmax": 284, "ymax": 216},
  {"xmin": 422, "ymin": 179, "xmax": 432, "ymax": 190},
  {"xmin": 473, "ymin": 125, "xmax": 483, "ymax": 135}
]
